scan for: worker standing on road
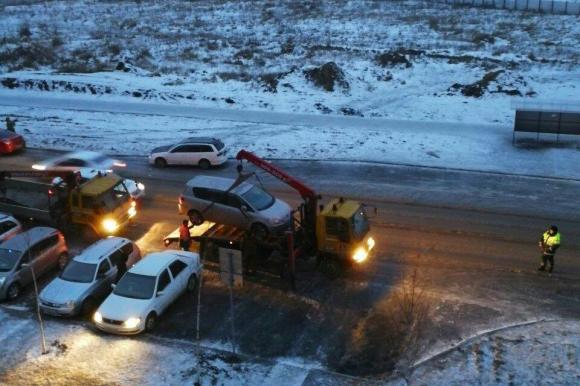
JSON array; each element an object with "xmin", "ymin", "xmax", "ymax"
[
  {"xmin": 179, "ymin": 219, "xmax": 193, "ymax": 251},
  {"xmin": 5, "ymin": 117, "xmax": 16, "ymax": 132},
  {"xmin": 538, "ymin": 225, "xmax": 561, "ymax": 273}
]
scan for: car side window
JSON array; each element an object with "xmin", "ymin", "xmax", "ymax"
[
  {"xmin": 97, "ymin": 259, "xmax": 111, "ymax": 277},
  {"xmin": 157, "ymin": 269, "xmax": 171, "ymax": 292},
  {"xmin": 172, "ymin": 145, "xmax": 197, "ymax": 153},
  {"xmin": 325, "ymin": 217, "xmax": 350, "ymax": 242},
  {"xmin": 226, "ymin": 193, "xmax": 243, "ymax": 209},
  {"xmin": 109, "ymin": 249, "xmax": 125, "ymax": 266},
  {"xmin": 120, "ymin": 242, "xmax": 134, "ymax": 255},
  {"xmin": 207, "ymin": 190, "xmax": 226, "ymax": 205},
  {"xmin": 198, "ymin": 145, "xmax": 213, "ymax": 152},
  {"xmin": 58, "ymin": 159, "xmax": 86, "ymax": 167},
  {"xmin": 169, "ymin": 260, "xmax": 187, "ymax": 278},
  {"xmin": 0, "ymin": 220, "xmax": 17, "ymax": 234},
  {"xmin": 30, "ymin": 235, "xmax": 58, "ymax": 258},
  {"xmin": 193, "ymin": 187, "xmax": 209, "ymax": 200}
]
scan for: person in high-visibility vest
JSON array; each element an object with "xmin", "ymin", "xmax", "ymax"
[
  {"xmin": 538, "ymin": 225, "xmax": 561, "ymax": 273},
  {"xmin": 179, "ymin": 219, "xmax": 193, "ymax": 251}
]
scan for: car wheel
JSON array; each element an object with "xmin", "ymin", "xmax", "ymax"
[
  {"xmin": 6, "ymin": 283, "xmax": 21, "ymax": 300},
  {"xmin": 145, "ymin": 312, "xmax": 157, "ymax": 332},
  {"xmin": 187, "ymin": 274, "xmax": 199, "ymax": 293},
  {"xmin": 155, "ymin": 157, "xmax": 167, "ymax": 168},
  {"xmin": 81, "ymin": 297, "xmax": 96, "ymax": 318},
  {"xmin": 198, "ymin": 159, "xmax": 211, "ymax": 170},
  {"xmin": 250, "ymin": 223, "xmax": 269, "ymax": 241},
  {"xmin": 188, "ymin": 209, "xmax": 204, "ymax": 226},
  {"xmin": 57, "ymin": 253, "xmax": 69, "ymax": 270}
]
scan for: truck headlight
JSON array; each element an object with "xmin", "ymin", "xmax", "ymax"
[
  {"xmin": 137, "ymin": 182, "xmax": 145, "ymax": 191},
  {"xmin": 367, "ymin": 237, "xmax": 375, "ymax": 250},
  {"xmin": 93, "ymin": 311, "xmax": 103, "ymax": 323},
  {"xmin": 102, "ymin": 219, "xmax": 119, "ymax": 233},
  {"xmin": 123, "ymin": 317, "xmax": 141, "ymax": 329},
  {"xmin": 128, "ymin": 206, "xmax": 137, "ymax": 218},
  {"xmin": 353, "ymin": 247, "xmax": 368, "ymax": 263}
]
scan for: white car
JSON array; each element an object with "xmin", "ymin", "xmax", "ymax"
[
  {"xmin": 148, "ymin": 137, "xmax": 227, "ymax": 169},
  {"xmin": 0, "ymin": 213, "xmax": 22, "ymax": 243},
  {"xmin": 93, "ymin": 250, "xmax": 202, "ymax": 335},
  {"xmin": 32, "ymin": 151, "xmax": 126, "ymax": 172},
  {"xmin": 52, "ymin": 168, "xmax": 145, "ymax": 202}
]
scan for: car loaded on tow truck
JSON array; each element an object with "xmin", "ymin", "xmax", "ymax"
[
  {"xmin": 0, "ymin": 170, "xmax": 137, "ymax": 237},
  {"xmin": 167, "ymin": 150, "xmax": 375, "ymax": 279}
]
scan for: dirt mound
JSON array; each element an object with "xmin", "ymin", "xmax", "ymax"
[
  {"xmin": 448, "ymin": 70, "xmax": 527, "ymax": 98},
  {"xmin": 376, "ymin": 48, "xmax": 424, "ymax": 68},
  {"xmin": 304, "ymin": 62, "xmax": 349, "ymax": 92}
]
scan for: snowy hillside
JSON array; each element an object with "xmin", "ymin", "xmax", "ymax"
[{"xmin": 0, "ymin": 0, "xmax": 578, "ymax": 124}]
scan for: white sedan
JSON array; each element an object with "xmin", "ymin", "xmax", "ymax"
[
  {"xmin": 0, "ymin": 213, "xmax": 22, "ymax": 243},
  {"xmin": 32, "ymin": 151, "xmax": 126, "ymax": 172},
  {"xmin": 93, "ymin": 250, "xmax": 202, "ymax": 335}
]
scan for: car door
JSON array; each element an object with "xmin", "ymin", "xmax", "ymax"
[
  {"xmin": 31, "ymin": 236, "xmax": 58, "ymax": 277},
  {"xmin": 223, "ymin": 193, "xmax": 250, "ymax": 228},
  {"xmin": 120, "ymin": 242, "xmax": 140, "ymax": 267},
  {"xmin": 195, "ymin": 144, "xmax": 215, "ymax": 165},
  {"xmin": 93, "ymin": 258, "xmax": 116, "ymax": 299},
  {"xmin": 168, "ymin": 259, "xmax": 189, "ymax": 294},
  {"xmin": 155, "ymin": 268, "xmax": 174, "ymax": 313},
  {"xmin": 167, "ymin": 145, "xmax": 192, "ymax": 165}
]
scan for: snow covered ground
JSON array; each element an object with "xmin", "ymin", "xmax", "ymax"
[{"xmin": 0, "ymin": 307, "xmax": 320, "ymax": 386}]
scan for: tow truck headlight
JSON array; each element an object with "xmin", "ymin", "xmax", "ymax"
[
  {"xmin": 93, "ymin": 311, "xmax": 103, "ymax": 323},
  {"xmin": 353, "ymin": 247, "xmax": 368, "ymax": 263},
  {"xmin": 128, "ymin": 206, "xmax": 137, "ymax": 218},
  {"xmin": 32, "ymin": 164, "xmax": 46, "ymax": 171},
  {"xmin": 102, "ymin": 218, "xmax": 119, "ymax": 233},
  {"xmin": 137, "ymin": 182, "xmax": 145, "ymax": 191},
  {"xmin": 367, "ymin": 237, "xmax": 375, "ymax": 250},
  {"xmin": 123, "ymin": 317, "xmax": 141, "ymax": 329}
]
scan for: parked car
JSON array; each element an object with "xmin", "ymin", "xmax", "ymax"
[
  {"xmin": 148, "ymin": 137, "xmax": 227, "ymax": 169},
  {"xmin": 32, "ymin": 151, "xmax": 126, "ymax": 171},
  {"xmin": 93, "ymin": 250, "xmax": 202, "ymax": 334},
  {"xmin": 178, "ymin": 175, "xmax": 291, "ymax": 239},
  {"xmin": 39, "ymin": 237, "xmax": 141, "ymax": 317},
  {"xmin": 0, "ymin": 227, "xmax": 68, "ymax": 301},
  {"xmin": 0, "ymin": 213, "xmax": 22, "ymax": 243},
  {"xmin": 0, "ymin": 129, "xmax": 25, "ymax": 155},
  {"xmin": 52, "ymin": 168, "xmax": 145, "ymax": 202}
]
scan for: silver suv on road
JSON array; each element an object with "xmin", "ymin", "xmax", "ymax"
[{"xmin": 178, "ymin": 175, "xmax": 291, "ymax": 238}]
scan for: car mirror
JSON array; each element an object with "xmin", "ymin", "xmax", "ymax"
[
  {"xmin": 111, "ymin": 283, "xmax": 116, "ymax": 289},
  {"xmin": 156, "ymin": 291, "xmax": 165, "ymax": 297}
]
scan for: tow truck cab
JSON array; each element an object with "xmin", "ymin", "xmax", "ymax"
[
  {"xmin": 68, "ymin": 173, "xmax": 137, "ymax": 235},
  {"xmin": 316, "ymin": 198, "xmax": 375, "ymax": 264}
]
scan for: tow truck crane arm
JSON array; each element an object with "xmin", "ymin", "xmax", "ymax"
[{"xmin": 0, "ymin": 170, "xmax": 81, "ymax": 188}]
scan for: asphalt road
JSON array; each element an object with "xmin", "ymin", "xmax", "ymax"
[{"xmin": 1, "ymin": 148, "xmax": 579, "ymax": 376}]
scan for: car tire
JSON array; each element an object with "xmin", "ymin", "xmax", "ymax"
[
  {"xmin": 145, "ymin": 312, "xmax": 157, "ymax": 332},
  {"xmin": 6, "ymin": 283, "xmax": 21, "ymax": 300},
  {"xmin": 187, "ymin": 274, "xmax": 199, "ymax": 293},
  {"xmin": 81, "ymin": 297, "xmax": 96, "ymax": 318},
  {"xmin": 154, "ymin": 158, "xmax": 167, "ymax": 168},
  {"xmin": 188, "ymin": 209, "xmax": 204, "ymax": 226},
  {"xmin": 250, "ymin": 223, "xmax": 269, "ymax": 241},
  {"xmin": 198, "ymin": 159, "xmax": 211, "ymax": 170}
]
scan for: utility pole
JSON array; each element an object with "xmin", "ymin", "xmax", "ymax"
[{"xmin": 24, "ymin": 232, "xmax": 47, "ymax": 355}]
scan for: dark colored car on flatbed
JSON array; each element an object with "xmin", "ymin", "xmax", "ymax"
[{"xmin": 0, "ymin": 129, "xmax": 25, "ymax": 155}]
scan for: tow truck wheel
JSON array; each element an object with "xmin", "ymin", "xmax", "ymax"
[
  {"xmin": 154, "ymin": 157, "xmax": 167, "ymax": 168},
  {"xmin": 250, "ymin": 223, "xmax": 269, "ymax": 241},
  {"xmin": 145, "ymin": 312, "xmax": 157, "ymax": 332},
  {"xmin": 320, "ymin": 258, "xmax": 341, "ymax": 280},
  {"xmin": 57, "ymin": 253, "xmax": 69, "ymax": 270},
  {"xmin": 6, "ymin": 283, "xmax": 21, "ymax": 300},
  {"xmin": 188, "ymin": 210, "xmax": 204, "ymax": 226}
]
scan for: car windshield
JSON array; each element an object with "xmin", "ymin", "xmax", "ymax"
[
  {"xmin": 114, "ymin": 272, "xmax": 156, "ymax": 299},
  {"xmin": 241, "ymin": 185, "xmax": 275, "ymax": 211},
  {"xmin": 0, "ymin": 248, "xmax": 21, "ymax": 272},
  {"xmin": 59, "ymin": 260, "xmax": 96, "ymax": 283},
  {"xmin": 351, "ymin": 208, "xmax": 370, "ymax": 241}
]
